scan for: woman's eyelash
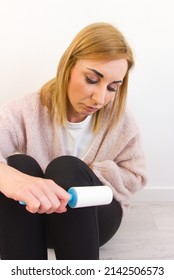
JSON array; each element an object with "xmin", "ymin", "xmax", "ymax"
[
  {"xmin": 107, "ymin": 85, "xmax": 117, "ymax": 92},
  {"xmin": 85, "ymin": 75, "xmax": 118, "ymax": 92},
  {"xmin": 85, "ymin": 76, "xmax": 98, "ymax": 84}
]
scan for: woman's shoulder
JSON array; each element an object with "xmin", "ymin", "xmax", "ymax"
[
  {"xmin": 0, "ymin": 92, "xmax": 43, "ymax": 113},
  {"xmin": 111, "ymin": 106, "xmax": 141, "ymax": 137},
  {"xmin": 122, "ymin": 107, "xmax": 138, "ymax": 125},
  {"xmin": 0, "ymin": 91, "xmax": 39, "ymax": 107}
]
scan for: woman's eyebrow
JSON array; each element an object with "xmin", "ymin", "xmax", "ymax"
[
  {"xmin": 86, "ymin": 68, "xmax": 122, "ymax": 83},
  {"xmin": 86, "ymin": 68, "xmax": 104, "ymax": 78}
]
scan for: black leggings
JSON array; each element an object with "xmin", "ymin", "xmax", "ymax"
[{"xmin": 0, "ymin": 154, "xmax": 122, "ymax": 260}]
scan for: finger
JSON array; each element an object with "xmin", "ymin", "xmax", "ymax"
[
  {"xmin": 31, "ymin": 180, "xmax": 66, "ymax": 213},
  {"xmin": 47, "ymin": 181, "xmax": 70, "ymax": 200},
  {"xmin": 22, "ymin": 193, "xmax": 41, "ymax": 214},
  {"xmin": 54, "ymin": 194, "xmax": 71, "ymax": 213},
  {"xmin": 22, "ymin": 184, "xmax": 54, "ymax": 213},
  {"xmin": 55, "ymin": 206, "xmax": 68, "ymax": 214},
  {"xmin": 53, "ymin": 184, "xmax": 71, "ymax": 203},
  {"xmin": 47, "ymin": 206, "xmax": 67, "ymax": 214},
  {"xmin": 18, "ymin": 190, "xmax": 52, "ymax": 214},
  {"xmin": 40, "ymin": 181, "xmax": 63, "ymax": 211},
  {"xmin": 45, "ymin": 180, "xmax": 71, "ymax": 212}
]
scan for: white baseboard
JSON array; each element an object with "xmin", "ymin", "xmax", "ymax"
[{"xmin": 132, "ymin": 185, "xmax": 174, "ymax": 201}]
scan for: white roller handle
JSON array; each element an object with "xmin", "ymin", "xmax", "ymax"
[{"xmin": 68, "ymin": 185, "xmax": 113, "ymax": 208}]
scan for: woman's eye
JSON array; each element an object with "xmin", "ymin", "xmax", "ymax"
[
  {"xmin": 85, "ymin": 76, "xmax": 98, "ymax": 84},
  {"xmin": 107, "ymin": 85, "xmax": 117, "ymax": 92}
]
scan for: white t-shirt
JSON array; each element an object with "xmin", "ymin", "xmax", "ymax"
[{"xmin": 61, "ymin": 116, "xmax": 95, "ymax": 159}]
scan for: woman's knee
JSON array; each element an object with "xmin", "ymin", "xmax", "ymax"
[
  {"xmin": 7, "ymin": 154, "xmax": 44, "ymax": 177},
  {"xmin": 46, "ymin": 156, "xmax": 88, "ymax": 172},
  {"xmin": 45, "ymin": 155, "xmax": 101, "ymax": 189},
  {"xmin": 98, "ymin": 199, "xmax": 123, "ymax": 246}
]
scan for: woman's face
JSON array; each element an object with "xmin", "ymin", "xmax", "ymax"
[{"xmin": 67, "ymin": 59, "xmax": 128, "ymax": 122}]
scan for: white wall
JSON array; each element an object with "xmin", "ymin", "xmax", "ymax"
[{"xmin": 0, "ymin": 0, "xmax": 174, "ymax": 198}]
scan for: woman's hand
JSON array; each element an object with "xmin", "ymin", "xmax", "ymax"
[{"xmin": 0, "ymin": 163, "xmax": 70, "ymax": 214}]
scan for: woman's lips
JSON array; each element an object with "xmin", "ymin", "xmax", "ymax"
[{"xmin": 85, "ymin": 106, "xmax": 99, "ymax": 113}]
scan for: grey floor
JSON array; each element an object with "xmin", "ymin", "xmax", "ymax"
[
  {"xmin": 99, "ymin": 201, "xmax": 174, "ymax": 260},
  {"xmin": 48, "ymin": 201, "xmax": 174, "ymax": 260}
]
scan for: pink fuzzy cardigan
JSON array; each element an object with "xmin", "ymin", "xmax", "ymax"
[{"xmin": 0, "ymin": 92, "xmax": 147, "ymax": 213}]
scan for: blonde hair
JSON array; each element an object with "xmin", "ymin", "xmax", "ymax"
[{"xmin": 40, "ymin": 22, "xmax": 134, "ymax": 131}]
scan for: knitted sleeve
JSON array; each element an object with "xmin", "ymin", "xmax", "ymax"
[
  {"xmin": 91, "ymin": 129, "xmax": 147, "ymax": 213},
  {"xmin": 0, "ymin": 105, "xmax": 18, "ymax": 163},
  {"xmin": 0, "ymin": 96, "xmax": 29, "ymax": 164}
]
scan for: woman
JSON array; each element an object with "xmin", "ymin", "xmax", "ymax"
[{"xmin": 0, "ymin": 22, "xmax": 147, "ymax": 260}]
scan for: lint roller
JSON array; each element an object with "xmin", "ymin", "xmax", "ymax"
[
  {"xmin": 68, "ymin": 186, "xmax": 113, "ymax": 208},
  {"xmin": 19, "ymin": 185, "xmax": 113, "ymax": 208}
]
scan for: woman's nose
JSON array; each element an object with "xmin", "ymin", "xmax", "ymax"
[{"xmin": 91, "ymin": 88, "xmax": 106, "ymax": 106}]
